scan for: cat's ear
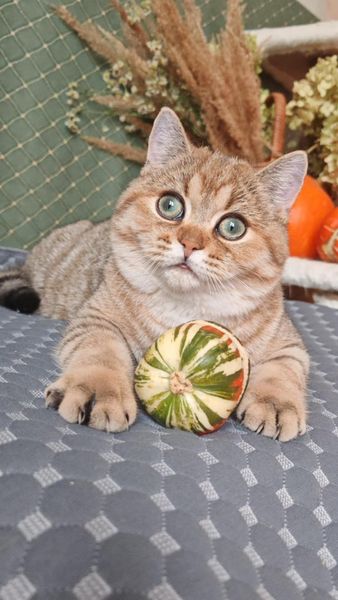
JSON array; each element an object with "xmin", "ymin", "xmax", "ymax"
[
  {"xmin": 258, "ymin": 151, "xmax": 308, "ymax": 210},
  {"xmin": 146, "ymin": 107, "xmax": 191, "ymax": 167}
]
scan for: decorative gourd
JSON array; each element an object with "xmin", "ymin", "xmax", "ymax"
[
  {"xmin": 135, "ymin": 320, "xmax": 249, "ymax": 435},
  {"xmin": 288, "ymin": 175, "xmax": 335, "ymax": 259},
  {"xmin": 316, "ymin": 207, "xmax": 338, "ymax": 263}
]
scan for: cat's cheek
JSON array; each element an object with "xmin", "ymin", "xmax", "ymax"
[
  {"xmin": 163, "ymin": 240, "xmax": 185, "ymax": 263},
  {"xmin": 188, "ymin": 249, "xmax": 209, "ymax": 273}
]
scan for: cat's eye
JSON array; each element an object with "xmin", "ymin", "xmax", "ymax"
[
  {"xmin": 217, "ymin": 215, "xmax": 247, "ymax": 240},
  {"xmin": 157, "ymin": 194, "xmax": 184, "ymax": 221}
]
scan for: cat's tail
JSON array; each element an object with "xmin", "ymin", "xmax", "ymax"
[{"xmin": 0, "ymin": 269, "xmax": 40, "ymax": 314}]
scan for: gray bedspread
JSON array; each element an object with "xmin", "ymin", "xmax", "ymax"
[{"xmin": 0, "ymin": 300, "xmax": 337, "ymax": 600}]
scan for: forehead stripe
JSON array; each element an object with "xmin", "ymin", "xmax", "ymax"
[
  {"xmin": 187, "ymin": 175, "xmax": 233, "ymax": 210},
  {"xmin": 213, "ymin": 184, "xmax": 233, "ymax": 211},
  {"xmin": 187, "ymin": 173, "xmax": 203, "ymax": 201}
]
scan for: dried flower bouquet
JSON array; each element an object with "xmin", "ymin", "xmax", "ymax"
[{"xmin": 57, "ymin": 0, "xmax": 265, "ymax": 164}]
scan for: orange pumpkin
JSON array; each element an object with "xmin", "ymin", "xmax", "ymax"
[
  {"xmin": 288, "ymin": 175, "xmax": 335, "ymax": 259},
  {"xmin": 316, "ymin": 207, "xmax": 338, "ymax": 263}
]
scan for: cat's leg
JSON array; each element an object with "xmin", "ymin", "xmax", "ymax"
[
  {"xmin": 45, "ymin": 312, "xmax": 137, "ymax": 432},
  {"xmin": 236, "ymin": 347, "xmax": 309, "ymax": 442}
]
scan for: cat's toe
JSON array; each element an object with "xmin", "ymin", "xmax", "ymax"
[
  {"xmin": 275, "ymin": 403, "xmax": 305, "ymax": 442},
  {"xmin": 238, "ymin": 398, "xmax": 277, "ymax": 438},
  {"xmin": 78, "ymin": 394, "xmax": 96, "ymax": 425},
  {"xmin": 45, "ymin": 385, "xmax": 64, "ymax": 410},
  {"xmin": 91, "ymin": 385, "xmax": 138, "ymax": 432},
  {"xmin": 89, "ymin": 400, "xmax": 130, "ymax": 433},
  {"xmin": 238, "ymin": 398, "xmax": 304, "ymax": 442},
  {"xmin": 45, "ymin": 377, "xmax": 94, "ymax": 424},
  {"xmin": 57, "ymin": 388, "xmax": 91, "ymax": 424}
]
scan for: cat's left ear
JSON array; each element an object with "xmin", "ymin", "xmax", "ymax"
[
  {"xmin": 145, "ymin": 107, "xmax": 191, "ymax": 167},
  {"xmin": 258, "ymin": 151, "xmax": 308, "ymax": 210}
]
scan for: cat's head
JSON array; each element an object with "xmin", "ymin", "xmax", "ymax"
[{"xmin": 112, "ymin": 108, "xmax": 307, "ymax": 304}]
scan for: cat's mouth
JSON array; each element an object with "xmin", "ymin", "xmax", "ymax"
[
  {"xmin": 171, "ymin": 262, "xmax": 195, "ymax": 274},
  {"xmin": 163, "ymin": 261, "xmax": 201, "ymax": 290},
  {"xmin": 175, "ymin": 262, "xmax": 192, "ymax": 271},
  {"xmin": 169, "ymin": 262, "xmax": 200, "ymax": 280}
]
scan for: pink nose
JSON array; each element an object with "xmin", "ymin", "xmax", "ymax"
[{"xmin": 180, "ymin": 238, "xmax": 201, "ymax": 259}]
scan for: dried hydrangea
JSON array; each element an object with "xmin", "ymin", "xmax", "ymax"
[
  {"xmin": 287, "ymin": 55, "xmax": 338, "ymax": 186},
  {"xmin": 260, "ymin": 88, "xmax": 274, "ymax": 153},
  {"xmin": 103, "ymin": 61, "xmax": 134, "ymax": 98},
  {"xmin": 99, "ymin": 38, "xmax": 205, "ymax": 138},
  {"xmin": 124, "ymin": 0, "xmax": 151, "ymax": 24},
  {"xmin": 245, "ymin": 34, "xmax": 262, "ymax": 76},
  {"xmin": 65, "ymin": 82, "xmax": 83, "ymax": 134}
]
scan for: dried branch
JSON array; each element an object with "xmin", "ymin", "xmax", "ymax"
[
  {"xmin": 92, "ymin": 95, "xmax": 138, "ymax": 111},
  {"xmin": 82, "ymin": 135, "xmax": 146, "ymax": 163},
  {"xmin": 110, "ymin": 0, "xmax": 149, "ymax": 50},
  {"xmin": 56, "ymin": 5, "xmax": 149, "ymax": 86}
]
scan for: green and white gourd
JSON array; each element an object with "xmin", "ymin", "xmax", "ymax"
[{"xmin": 135, "ymin": 320, "xmax": 250, "ymax": 435}]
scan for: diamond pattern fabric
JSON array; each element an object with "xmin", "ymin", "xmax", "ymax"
[{"xmin": 0, "ymin": 290, "xmax": 337, "ymax": 599}]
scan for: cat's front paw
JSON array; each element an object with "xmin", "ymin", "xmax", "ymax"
[
  {"xmin": 236, "ymin": 395, "xmax": 306, "ymax": 442},
  {"xmin": 45, "ymin": 365, "xmax": 137, "ymax": 432}
]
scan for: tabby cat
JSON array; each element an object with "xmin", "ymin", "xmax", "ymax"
[{"xmin": 0, "ymin": 108, "xmax": 309, "ymax": 441}]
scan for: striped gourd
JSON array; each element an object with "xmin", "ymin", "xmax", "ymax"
[{"xmin": 135, "ymin": 320, "xmax": 249, "ymax": 435}]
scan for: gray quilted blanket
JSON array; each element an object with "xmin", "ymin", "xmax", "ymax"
[{"xmin": 0, "ymin": 301, "xmax": 338, "ymax": 600}]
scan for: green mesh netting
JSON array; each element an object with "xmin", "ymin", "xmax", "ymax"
[{"xmin": 0, "ymin": 0, "xmax": 316, "ymax": 249}]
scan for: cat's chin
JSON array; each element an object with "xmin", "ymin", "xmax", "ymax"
[{"xmin": 162, "ymin": 264, "xmax": 201, "ymax": 292}]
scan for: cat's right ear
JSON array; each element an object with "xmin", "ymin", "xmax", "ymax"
[
  {"xmin": 145, "ymin": 107, "xmax": 191, "ymax": 167},
  {"xmin": 258, "ymin": 151, "xmax": 308, "ymax": 211}
]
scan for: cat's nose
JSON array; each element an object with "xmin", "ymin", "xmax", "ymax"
[{"xmin": 180, "ymin": 238, "xmax": 201, "ymax": 258}]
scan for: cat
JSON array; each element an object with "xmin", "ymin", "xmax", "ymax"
[{"xmin": 0, "ymin": 108, "xmax": 309, "ymax": 441}]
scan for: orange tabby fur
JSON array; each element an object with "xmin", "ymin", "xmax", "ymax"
[{"xmin": 13, "ymin": 108, "xmax": 309, "ymax": 441}]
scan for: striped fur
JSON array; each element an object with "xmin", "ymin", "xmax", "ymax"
[
  {"xmin": 0, "ymin": 269, "xmax": 40, "ymax": 314},
  {"xmin": 7, "ymin": 109, "xmax": 310, "ymax": 441}
]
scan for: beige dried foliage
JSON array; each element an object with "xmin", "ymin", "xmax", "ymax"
[
  {"xmin": 92, "ymin": 95, "xmax": 138, "ymax": 111},
  {"xmin": 125, "ymin": 116, "xmax": 152, "ymax": 137},
  {"xmin": 92, "ymin": 96, "xmax": 151, "ymax": 135},
  {"xmin": 56, "ymin": 6, "xmax": 118, "ymax": 65},
  {"xmin": 110, "ymin": 0, "xmax": 149, "ymax": 50},
  {"xmin": 82, "ymin": 135, "xmax": 146, "ymax": 163},
  {"xmin": 219, "ymin": 1, "xmax": 263, "ymax": 158},
  {"xmin": 55, "ymin": 5, "xmax": 149, "ymax": 86},
  {"xmin": 58, "ymin": 0, "xmax": 264, "ymax": 164},
  {"xmin": 152, "ymin": 0, "xmax": 263, "ymax": 162}
]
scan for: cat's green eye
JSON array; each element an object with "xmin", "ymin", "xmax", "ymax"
[
  {"xmin": 157, "ymin": 194, "xmax": 184, "ymax": 221},
  {"xmin": 217, "ymin": 215, "xmax": 247, "ymax": 240}
]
